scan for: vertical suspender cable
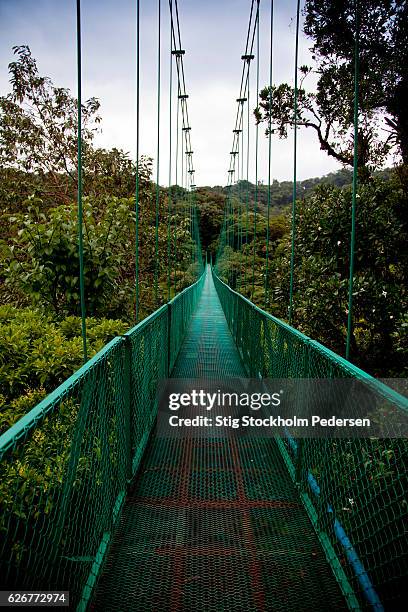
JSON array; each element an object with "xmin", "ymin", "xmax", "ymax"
[
  {"xmin": 181, "ymin": 109, "xmax": 186, "ymax": 283},
  {"xmin": 346, "ymin": 0, "xmax": 359, "ymax": 360},
  {"xmin": 154, "ymin": 0, "xmax": 161, "ymax": 307},
  {"xmin": 191, "ymin": 184, "xmax": 195, "ymax": 264},
  {"xmin": 239, "ymin": 113, "xmax": 245, "ymax": 288},
  {"xmin": 244, "ymin": 86, "xmax": 250, "ymax": 291},
  {"xmin": 288, "ymin": 0, "xmax": 300, "ymax": 324},
  {"xmin": 181, "ymin": 109, "xmax": 184, "ymax": 190},
  {"xmin": 174, "ymin": 91, "xmax": 179, "ymax": 291},
  {"xmin": 264, "ymin": 0, "xmax": 274, "ymax": 308},
  {"xmin": 76, "ymin": 0, "xmax": 87, "ymax": 362},
  {"xmin": 175, "ymin": 88, "xmax": 179, "ymax": 186},
  {"xmin": 167, "ymin": 0, "xmax": 173, "ymax": 301},
  {"xmin": 238, "ymin": 117, "xmax": 243, "ymax": 289},
  {"xmin": 232, "ymin": 162, "xmax": 236, "ymax": 254},
  {"xmin": 135, "ymin": 0, "xmax": 141, "ymax": 321},
  {"xmin": 237, "ymin": 128, "xmax": 241, "ymax": 289},
  {"xmin": 190, "ymin": 185, "xmax": 194, "ymax": 264},
  {"xmin": 251, "ymin": 1, "xmax": 260, "ymax": 298}
]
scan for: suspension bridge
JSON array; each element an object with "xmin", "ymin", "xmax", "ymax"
[{"xmin": 0, "ymin": 1, "xmax": 407, "ymax": 611}]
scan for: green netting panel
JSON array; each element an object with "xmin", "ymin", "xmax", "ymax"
[
  {"xmin": 0, "ymin": 337, "xmax": 129, "ymax": 604},
  {"xmin": 125, "ymin": 306, "xmax": 169, "ymax": 475},
  {"xmin": 169, "ymin": 272, "xmax": 206, "ymax": 372},
  {"xmin": 212, "ymin": 268, "xmax": 408, "ymax": 610},
  {"xmin": 297, "ymin": 437, "xmax": 408, "ymax": 610},
  {"xmin": 124, "ymin": 271, "xmax": 205, "ymax": 474},
  {"xmin": 91, "ymin": 266, "xmax": 345, "ymax": 611},
  {"xmin": 0, "ymin": 272, "xmax": 205, "ymax": 609}
]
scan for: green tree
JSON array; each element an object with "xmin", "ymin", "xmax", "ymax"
[
  {"xmin": 5, "ymin": 197, "xmax": 136, "ymax": 317},
  {"xmin": 270, "ymin": 177, "xmax": 407, "ymax": 375},
  {"xmin": 84, "ymin": 148, "xmax": 152, "ymax": 200},
  {"xmin": 304, "ymin": 0, "xmax": 408, "ymax": 164},
  {"xmin": 256, "ymin": 1, "xmax": 407, "ymax": 178},
  {"xmin": 0, "ymin": 46, "xmax": 100, "ymax": 201}
]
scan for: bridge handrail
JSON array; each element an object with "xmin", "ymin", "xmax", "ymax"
[
  {"xmin": 212, "ymin": 268, "xmax": 407, "ymax": 412},
  {"xmin": 0, "ymin": 271, "xmax": 206, "ymax": 460},
  {"xmin": 0, "ymin": 270, "xmax": 206, "ymax": 607},
  {"xmin": 212, "ymin": 267, "xmax": 407, "ymax": 609}
]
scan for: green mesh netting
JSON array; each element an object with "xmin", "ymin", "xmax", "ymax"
[
  {"xmin": 92, "ymin": 268, "xmax": 345, "ymax": 611},
  {"xmin": 212, "ymin": 268, "xmax": 408, "ymax": 610},
  {"xmin": 0, "ymin": 272, "xmax": 205, "ymax": 609},
  {"xmin": 0, "ymin": 266, "xmax": 406, "ymax": 611}
]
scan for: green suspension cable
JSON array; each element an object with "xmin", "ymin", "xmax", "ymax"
[
  {"xmin": 135, "ymin": 0, "xmax": 141, "ymax": 321},
  {"xmin": 264, "ymin": 0, "xmax": 274, "ymax": 308},
  {"xmin": 288, "ymin": 0, "xmax": 300, "ymax": 324},
  {"xmin": 76, "ymin": 0, "xmax": 87, "ymax": 362},
  {"xmin": 238, "ymin": 115, "xmax": 245, "ymax": 289},
  {"xmin": 346, "ymin": 0, "xmax": 360, "ymax": 360},
  {"xmin": 228, "ymin": 178, "xmax": 233, "ymax": 286},
  {"xmin": 244, "ymin": 88, "xmax": 250, "ymax": 292},
  {"xmin": 154, "ymin": 0, "xmax": 161, "ymax": 307},
  {"xmin": 181, "ymin": 109, "xmax": 184, "ymax": 190},
  {"xmin": 237, "ymin": 127, "xmax": 242, "ymax": 290},
  {"xmin": 192, "ymin": 187, "xmax": 196, "ymax": 265},
  {"xmin": 232, "ymin": 160, "xmax": 236, "ymax": 256},
  {"xmin": 182, "ymin": 117, "xmax": 188, "ymax": 285},
  {"xmin": 189, "ymin": 179, "xmax": 193, "ymax": 263},
  {"xmin": 189, "ymin": 165, "xmax": 193, "ymax": 264},
  {"xmin": 174, "ymin": 91, "xmax": 179, "ymax": 292},
  {"xmin": 175, "ymin": 87, "xmax": 179, "ymax": 186},
  {"xmin": 190, "ymin": 187, "xmax": 194, "ymax": 264},
  {"xmin": 251, "ymin": 1, "xmax": 260, "ymax": 299},
  {"xmin": 191, "ymin": 189, "xmax": 195, "ymax": 265},
  {"xmin": 167, "ymin": 2, "xmax": 173, "ymax": 301},
  {"xmin": 181, "ymin": 109, "xmax": 186, "ymax": 284},
  {"xmin": 230, "ymin": 172, "xmax": 235, "ymax": 286}
]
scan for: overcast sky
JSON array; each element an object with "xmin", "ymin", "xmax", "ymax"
[{"xmin": 0, "ymin": 0, "xmax": 342, "ymax": 187}]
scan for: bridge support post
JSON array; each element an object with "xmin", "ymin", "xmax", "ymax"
[
  {"xmin": 295, "ymin": 342, "xmax": 311, "ymax": 485},
  {"xmin": 122, "ymin": 335, "xmax": 133, "ymax": 482}
]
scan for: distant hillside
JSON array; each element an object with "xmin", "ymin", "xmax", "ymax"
[{"xmin": 200, "ymin": 167, "xmax": 393, "ymax": 213}]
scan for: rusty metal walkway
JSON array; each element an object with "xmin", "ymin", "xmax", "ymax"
[{"xmin": 91, "ymin": 270, "xmax": 345, "ymax": 611}]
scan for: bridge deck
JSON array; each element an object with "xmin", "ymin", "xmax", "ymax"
[{"xmin": 91, "ymin": 270, "xmax": 345, "ymax": 611}]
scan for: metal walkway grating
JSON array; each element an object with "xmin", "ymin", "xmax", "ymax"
[
  {"xmin": 171, "ymin": 269, "xmax": 246, "ymax": 379},
  {"xmin": 91, "ymin": 270, "xmax": 346, "ymax": 611}
]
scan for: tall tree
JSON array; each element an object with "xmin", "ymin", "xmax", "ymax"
[
  {"xmin": 0, "ymin": 46, "xmax": 100, "ymax": 200},
  {"xmin": 256, "ymin": 0, "xmax": 407, "ymax": 178},
  {"xmin": 304, "ymin": 0, "xmax": 408, "ymax": 163}
]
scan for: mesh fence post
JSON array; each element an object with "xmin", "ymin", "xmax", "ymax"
[
  {"xmin": 295, "ymin": 341, "xmax": 311, "ymax": 485},
  {"xmin": 123, "ymin": 336, "xmax": 133, "ymax": 481}
]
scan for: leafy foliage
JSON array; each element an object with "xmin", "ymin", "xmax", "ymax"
[
  {"xmin": 218, "ymin": 173, "xmax": 407, "ymax": 376},
  {"xmin": 257, "ymin": 1, "xmax": 408, "ymax": 178},
  {"xmin": 0, "ymin": 46, "xmax": 100, "ymax": 193},
  {"xmin": 304, "ymin": 0, "xmax": 408, "ymax": 164},
  {"xmin": 0, "ymin": 305, "xmax": 128, "ymax": 433},
  {"xmin": 4, "ymin": 197, "xmax": 136, "ymax": 317}
]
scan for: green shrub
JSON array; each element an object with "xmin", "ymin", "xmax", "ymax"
[
  {"xmin": 0, "ymin": 306, "xmax": 128, "ymax": 434},
  {"xmin": 4, "ymin": 197, "xmax": 135, "ymax": 317},
  {"xmin": 268, "ymin": 177, "xmax": 407, "ymax": 375}
]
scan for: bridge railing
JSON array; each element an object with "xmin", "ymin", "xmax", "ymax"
[
  {"xmin": 212, "ymin": 268, "xmax": 408, "ymax": 611},
  {"xmin": 0, "ymin": 271, "xmax": 205, "ymax": 608}
]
